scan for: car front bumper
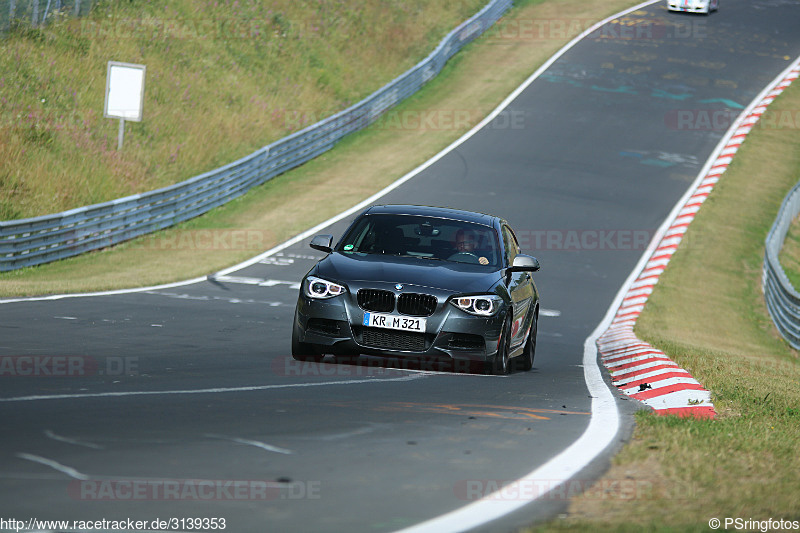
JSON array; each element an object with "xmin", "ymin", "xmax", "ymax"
[
  {"xmin": 667, "ymin": 1, "xmax": 711, "ymax": 12},
  {"xmin": 293, "ymin": 287, "xmax": 506, "ymax": 364}
]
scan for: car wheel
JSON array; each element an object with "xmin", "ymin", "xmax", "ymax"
[
  {"xmin": 517, "ymin": 308, "xmax": 538, "ymax": 372},
  {"xmin": 291, "ymin": 324, "xmax": 323, "ymax": 362},
  {"xmin": 487, "ymin": 314, "xmax": 511, "ymax": 375}
]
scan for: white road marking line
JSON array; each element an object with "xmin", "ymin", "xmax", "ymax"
[
  {"xmin": 393, "ymin": 1, "xmax": 677, "ymax": 531},
  {"xmin": 318, "ymin": 425, "xmax": 381, "ymax": 441},
  {"xmin": 0, "ymin": 3, "xmax": 636, "ymax": 531},
  {"xmin": 16, "ymin": 453, "xmax": 90, "ymax": 481},
  {"xmin": 205, "ymin": 434, "xmax": 292, "ymax": 455},
  {"xmin": 4, "ymin": 1, "xmax": 784, "ymax": 531},
  {"xmin": 540, "ymin": 309, "xmax": 561, "ymax": 317},
  {"xmin": 0, "ymin": 277, "xmax": 209, "ymax": 304},
  {"xmin": 144, "ymin": 291, "xmax": 285, "ymax": 306},
  {"xmin": 44, "ymin": 430, "xmax": 104, "ymax": 450},
  {"xmin": 211, "ymin": 275, "xmax": 301, "ymax": 289},
  {"xmin": 259, "ymin": 257, "xmax": 294, "ymax": 266},
  {"xmin": 260, "ymin": 252, "xmax": 321, "ymax": 265},
  {"xmin": 0, "ymin": 373, "xmax": 429, "ymax": 403},
  {"xmin": 53, "ymin": 316, "xmax": 77, "ymax": 320}
]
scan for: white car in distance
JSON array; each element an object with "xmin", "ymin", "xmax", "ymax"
[{"xmin": 666, "ymin": 0, "xmax": 719, "ymax": 14}]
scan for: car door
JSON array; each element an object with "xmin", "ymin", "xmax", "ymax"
[{"xmin": 501, "ymin": 225, "xmax": 535, "ymax": 350}]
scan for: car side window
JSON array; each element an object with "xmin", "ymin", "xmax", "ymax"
[{"xmin": 501, "ymin": 225, "xmax": 519, "ymax": 266}]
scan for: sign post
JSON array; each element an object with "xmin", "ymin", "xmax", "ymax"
[{"xmin": 104, "ymin": 61, "xmax": 146, "ymax": 150}]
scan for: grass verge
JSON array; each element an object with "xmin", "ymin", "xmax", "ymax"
[
  {"xmin": 534, "ymin": 71, "xmax": 800, "ymax": 530},
  {"xmin": 0, "ymin": 0, "xmax": 487, "ymax": 219},
  {"xmin": 0, "ymin": 0, "xmax": 641, "ymax": 297}
]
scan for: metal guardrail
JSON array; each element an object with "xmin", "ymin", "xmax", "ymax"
[
  {"xmin": 763, "ymin": 180, "xmax": 800, "ymax": 350},
  {"xmin": 0, "ymin": 0, "xmax": 513, "ymax": 271},
  {"xmin": 1, "ymin": 0, "xmax": 93, "ymax": 33}
]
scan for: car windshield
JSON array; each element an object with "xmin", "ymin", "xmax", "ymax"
[{"xmin": 336, "ymin": 214, "xmax": 500, "ymax": 267}]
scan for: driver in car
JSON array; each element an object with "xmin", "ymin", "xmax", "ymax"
[
  {"xmin": 455, "ymin": 228, "xmax": 478, "ymax": 252},
  {"xmin": 451, "ymin": 228, "xmax": 492, "ymax": 265}
]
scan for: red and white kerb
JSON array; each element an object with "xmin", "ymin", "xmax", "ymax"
[{"xmin": 597, "ymin": 63, "xmax": 800, "ymax": 419}]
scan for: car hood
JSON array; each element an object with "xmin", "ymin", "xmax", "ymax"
[{"xmin": 315, "ymin": 252, "xmax": 501, "ymax": 295}]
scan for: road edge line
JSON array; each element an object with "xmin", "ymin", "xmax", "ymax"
[{"xmin": 596, "ymin": 57, "xmax": 800, "ymax": 418}]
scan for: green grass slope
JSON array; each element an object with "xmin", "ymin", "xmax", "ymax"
[{"xmin": 0, "ymin": 0, "xmax": 486, "ymax": 219}]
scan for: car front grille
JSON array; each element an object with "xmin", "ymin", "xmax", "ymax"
[
  {"xmin": 357, "ymin": 289, "xmax": 395, "ymax": 313},
  {"xmin": 359, "ymin": 327, "xmax": 427, "ymax": 352},
  {"xmin": 397, "ymin": 293, "xmax": 437, "ymax": 317}
]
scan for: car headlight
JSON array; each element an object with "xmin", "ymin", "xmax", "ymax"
[
  {"xmin": 304, "ymin": 276, "xmax": 345, "ymax": 299},
  {"xmin": 450, "ymin": 295, "xmax": 503, "ymax": 316}
]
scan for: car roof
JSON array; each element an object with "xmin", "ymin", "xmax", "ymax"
[{"xmin": 363, "ymin": 205, "xmax": 501, "ymax": 227}]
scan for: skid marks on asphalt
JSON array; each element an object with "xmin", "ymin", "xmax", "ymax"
[{"xmin": 327, "ymin": 401, "xmax": 589, "ymax": 421}]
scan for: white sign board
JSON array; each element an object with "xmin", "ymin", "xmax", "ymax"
[{"xmin": 104, "ymin": 61, "xmax": 146, "ymax": 122}]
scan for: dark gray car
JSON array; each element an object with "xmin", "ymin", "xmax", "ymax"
[{"xmin": 291, "ymin": 205, "xmax": 540, "ymax": 374}]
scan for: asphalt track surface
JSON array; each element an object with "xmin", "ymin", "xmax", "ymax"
[{"xmin": 2, "ymin": 1, "xmax": 800, "ymax": 532}]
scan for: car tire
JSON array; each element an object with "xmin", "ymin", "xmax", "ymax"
[
  {"xmin": 291, "ymin": 325, "xmax": 323, "ymax": 362},
  {"xmin": 487, "ymin": 314, "xmax": 511, "ymax": 375},
  {"xmin": 517, "ymin": 308, "xmax": 538, "ymax": 372}
]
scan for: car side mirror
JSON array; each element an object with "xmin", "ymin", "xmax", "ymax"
[
  {"xmin": 310, "ymin": 234, "xmax": 333, "ymax": 254},
  {"xmin": 510, "ymin": 254, "xmax": 540, "ymax": 272}
]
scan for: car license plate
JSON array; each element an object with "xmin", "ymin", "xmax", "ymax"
[{"xmin": 363, "ymin": 312, "xmax": 426, "ymax": 333}]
